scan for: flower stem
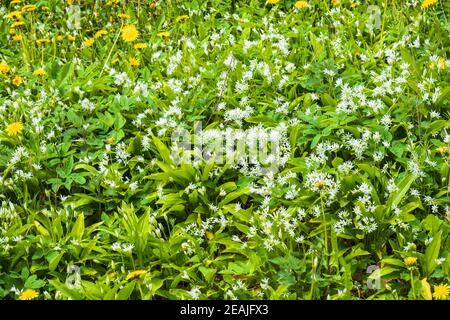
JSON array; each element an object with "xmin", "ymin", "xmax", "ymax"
[
  {"xmin": 309, "ymin": 257, "xmax": 316, "ymax": 299},
  {"xmin": 410, "ymin": 269, "xmax": 416, "ymax": 299},
  {"xmin": 99, "ymin": 22, "xmax": 123, "ymax": 77},
  {"xmin": 321, "ymin": 195, "xmax": 328, "ymax": 257}
]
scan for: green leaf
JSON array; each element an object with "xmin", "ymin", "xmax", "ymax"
[
  {"xmin": 116, "ymin": 282, "xmax": 136, "ymax": 300},
  {"xmin": 198, "ymin": 266, "xmax": 217, "ymax": 283},
  {"xmin": 269, "ymin": 284, "xmax": 289, "ymax": 299},
  {"xmin": 153, "ymin": 137, "xmax": 174, "ymax": 165},
  {"xmin": 311, "ymin": 134, "xmax": 321, "ymax": 148},
  {"xmin": 390, "ymin": 141, "xmax": 406, "ymax": 158},
  {"xmin": 425, "ymin": 230, "xmax": 442, "ymax": 275},
  {"xmin": 321, "ymin": 93, "xmax": 336, "ymax": 107},
  {"xmin": 48, "ymin": 279, "xmax": 84, "ymax": 300},
  {"xmin": 420, "ymin": 278, "xmax": 432, "ymax": 300},
  {"xmin": 369, "ymin": 266, "xmax": 398, "ymax": 279},
  {"xmin": 114, "ymin": 112, "xmax": 126, "ymax": 129},
  {"xmin": 425, "ymin": 120, "xmax": 448, "ymax": 139},
  {"xmin": 97, "ymin": 111, "xmax": 115, "ymax": 127},
  {"xmin": 72, "ymin": 174, "xmax": 86, "ymax": 184},
  {"xmin": 277, "ymin": 270, "xmax": 296, "ymax": 286},
  {"xmin": 382, "ymin": 258, "xmax": 405, "ymax": 268},
  {"xmin": 24, "ymin": 275, "xmax": 45, "ymax": 289},
  {"xmin": 434, "ymin": 86, "xmax": 450, "ymax": 106},
  {"xmin": 67, "ymin": 109, "xmax": 82, "ymax": 125},
  {"xmin": 309, "ymin": 32, "xmax": 324, "ymax": 59},
  {"xmin": 399, "ymin": 47, "xmax": 418, "ymax": 77},
  {"xmin": 345, "ymin": 247, "xmax": 370, "ymax": 262},
  {"xmin": 221, "ymin": 261, "xmax": 252, "ymax": 275},
  {"xmin": 34, "ymin": 221, "xmax": 50, "ymax": 237},
  {"xmin": 104, "ymin": 282, "xmax": 122, "ymax": 300},
  {"xmin": 218, "ymin": 187, "xmax": 250, "ymax": 207},
  {"xmin": 64, "ymin": 156, "xmax": 74, "ymax": 175},
  {"xmin": 57, "ymin": 62, "xmax": 74, "ymax": 88},
  {"xmin": 47, "ymin": 251, "xmax": 64, "ymax": 271},
  {"xmin": 71, "ymin": 213, "xmax": 85, "ymax": 240},
  {"xmin": 70, "ymin": 193, "xmax": 101, "ymax": 208},
  {"xmin": 387, "ymin": 174, "xmax": 414, "ymax": 209},
  {"xmin": 245, "ymin": 115, "xmax": 277, "ymax": 126}
]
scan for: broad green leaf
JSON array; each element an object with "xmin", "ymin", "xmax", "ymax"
[
  {"xmin": 48, "ymin": 279, "xmax": 84, "ymax": 300},
  {"xmin": 153, "ymin": 137, "xmax": 174, "ymax": 165},
  {"xmin": 116, "ymin": 282, "xmax": 136, "ymax": 300},
  {"xmin": 387, "ymin": 174, "xmax": 414, "ymax": 209},
  {"xmin": 420, "ymin": 278, "xmax": 432, "ymax": 300},
  {"xmin": 218, "ymin": 187, "xmax": 250, "ymax": 207},
  {"xmin": 71, "ymin": 213, "xmax": 85, "ymax": 240},
  {"xmin": 425, "ymin": 230, "xmax": 442, "ymax": 275}
]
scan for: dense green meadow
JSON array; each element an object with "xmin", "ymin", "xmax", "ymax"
[{"xmin": 0, "ymin": 0, "xmax": 449, "ymax": 300}]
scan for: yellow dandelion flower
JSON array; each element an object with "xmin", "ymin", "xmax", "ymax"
[
  {"xmin": 95, "ymin": 29, "xmax": 108, "ymax": 38},
  {"xmin": 67, "ymin": 0, "xmax": 74, "ymax": 5},
  {"xmin": 129, "ymin": 57, "xmax": 139, "ymax": 67},
  {"xmin": 404, "ymin": 256, "xmax": 417, "ymax": 266},
  {"xmin": 11, "ymin": 21, "xmax": 25, "ymax": 28},
  {"xmin": 56, "ymin": 35, "xmax": 64, "ymax": 42},
  {"xmin": 433, "ymin": 284, "xmax": 450, "ymax": 300},
  {"xmin": 9, "ymin": 28, "xmax": 16, "ymax": 35},
  {"xmin": 295, "ymin": 1, "xmax": 308, "ymax": 9},
  {"xmin": 437, "ymin": 146, "xmax": 449, "ymax": 154},
  {"xmin": 36, "ymin": 38, "xmax": 50, "ymax": 44},
  {"xmin": 332, "ymin": 0, "xmax": 340, "ymax": 5},
  {"xmin": 6, "ymin": 11, "xmax": 22, "ymax": 20},
  {"xmin": 118, "ymin": 13, "xmax": 130, "ymax": 20},
  {"xmin": 11, "ymin": 0, "xmax": 22, "ymax": 4},
  {"xmin": 422, "ymin": 0, "xmax": 438, "ymax": 9},
  {"xmin": 150, "ymin": 2, "xmax": 157, "ymax": 9},
  {"xmin": 121, "ymin": 25, "xmax": 139, "ymax": 42},
  {"xmin": 126, "ymin": 270, "xmax": 147, "ymax": 281},
  {"xmin": 111, "ymin": 58, "xmax": 119, "ymax": 65},
  {"xmin": 33, "ymin": 69, "xmax": 46, "ymax": 76},
  {"xmin": 5, "ymin": 121, "xmax": 24, "ymax": 136},
  {"xmin": 19, "ymin": 289, "xmax": 38, "ymax": 300},
  {"xmin": 107, "ymin": 0, "xmax": 119, "ymax": 5},
  {"xmin": 22, "ymin": 4, "xmax": 36, "ymax": 13},
  {"xmin": 0, "ymin": 62, "xmax": 11, "ymax": 74},
  {"xmin": 351, "ymin": 2, "xmax": 357, "ymax": 8},
  {"xmin": 206, "ymin": 231, "xmax": 214, "ymax": 240},
  {"xmin": 266, "ymin": 0, "xmax": 280, "ymax": 4},
  {"xmin": 437, "ymin": 57, "xmax": 446, "ymax": 69},
  {"xmin": 83, "ymin": 38, "xmax": 95, "ymax": 47},
  {"xmin": 12, "ymin": 76, "xmax": 23, "ymax": 86},
  {"xmin": 176, "ymin": 15, "xmax": 189, "ymax": 22},
  {"xmin": 68, "ymin": 34, "xmax": 76, "ymax": 42},
  {"xmin": 133, "ymin": 42, "xmax": 147, "ymax": 49},
  {"xmin": 157, "ymin": 31, "xmax": 170, "ymax": 39},
  {"xmin": 13, "ymin": 34, "xmax": 23, "ymax": 42}
]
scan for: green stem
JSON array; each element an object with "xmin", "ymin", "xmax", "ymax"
[
  {"xmin": 309, "ymin": 258, "xmax": 316, "ymax": 300},
  {"xmin": 410, "ymin": 269, "xmax": 416, "ymax": 299},
  {"xmin": 321, "ymin": 195, "xmax": 328, "ymax": 257},
  {"xmin": 99, "ymin": 22, "xmax": 123, "ymax": 77}
]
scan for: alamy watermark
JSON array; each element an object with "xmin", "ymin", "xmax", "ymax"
[
  {"xmin": 366, "ymin": 5, "xmax": 381, "ymax": 31},
  {"xmin": 66, "ymin": 5, "xmax": 81, "ymax": 30},
  {"xmin": 66, "ymin": 265, "xmax": 81, "ymax": 289},
  {"xmin": 366, "ymin": 265, "xmax": 382, "ymax": 290},
  {"xmin": 170, "ymin": 122, "xmax": 291, "ymax": 175}
]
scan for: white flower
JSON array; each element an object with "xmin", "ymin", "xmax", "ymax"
[
  {"xmin": 435, "ymin": 257, "xmax": 446, "ymax": 266},
  {"xmin": 188, "ymin": 287, "xmax": 201, "ymax": 300}
]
